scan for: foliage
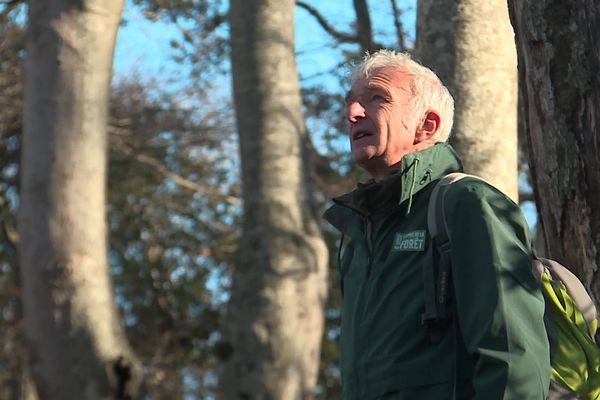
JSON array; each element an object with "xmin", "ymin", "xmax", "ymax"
[
  {"xmin": 128, "ymin": 0, "xmax": 229, "ymax": 95},
  {"xmin": 0, "ymin": 17, "xmax": 25, "ymax": 399},
  {"xmin": 107, "ymin": 77, "xmax": 239, "ymax": 398}
]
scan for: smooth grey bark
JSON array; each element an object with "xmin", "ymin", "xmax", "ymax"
[
  {"xmin": 508, "ymin": 1, "xmax": 600, "ymax": 303},
  {"xmin": 19, "ymin": 1, "xmax": 142, "ymax": 399},
  {"xmin": 415, "ymin": 0, "xmax": 519, "ymax": 201},
  {"xmin": 221, "ymin": 0, "xmax": 329, "ymax": 399}
]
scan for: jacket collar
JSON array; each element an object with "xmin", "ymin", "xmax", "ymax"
[{"xmin": 330, "ymin": 142, "xmax": 463, "ymax": 217}]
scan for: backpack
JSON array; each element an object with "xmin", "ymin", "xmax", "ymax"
[{"xmin": 424, "ymin": 172, "xmax": 600, "ymax": 400}]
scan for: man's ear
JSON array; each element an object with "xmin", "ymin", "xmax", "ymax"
[{"xmin": 414, "ymin": 111, "xmax": 441, "ymax": 143}]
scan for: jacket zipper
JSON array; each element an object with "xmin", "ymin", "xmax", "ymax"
[
  {"xmin": 331, "ymin": 201, "xmax": 378, "ymax": 397},
  {"xmin": 364, "ymin": 217, "xmax": 374, "ymax": 278}
]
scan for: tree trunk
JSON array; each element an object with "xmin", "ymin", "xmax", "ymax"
[
  {"xmin": 415, "ymin": 0, "xmax": 519, "ymax": 201},
  {"xmin": 414, "ymin": 0, "xmax": 457, "ymax": 96},
  {"xmin": 508, "ymin": 2, "xmax": 600, "ymax": 303},
  {"xmin": 221, "ymin": 0, "xmax": 329, "ymax": 398},
  {"xmin": 19, "ymin": 1, "xmax": 142, "ymax": 399}
]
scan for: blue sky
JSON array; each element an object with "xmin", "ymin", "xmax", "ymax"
[
  {"xmin": 114, "ymin": 3, "xmax": 183, "ymax": 80},
  {"xmin": 113, "ymin": 1, "xmax": 416, "ymax": 88}
]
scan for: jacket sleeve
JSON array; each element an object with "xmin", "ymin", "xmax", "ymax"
[{"xmin": 445, "ymin": 180, "xmax": 551, "ymax": 399}]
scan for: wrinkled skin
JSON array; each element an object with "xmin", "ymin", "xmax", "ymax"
[{"xmin": 345, "ymin": 67, "xmax": 439, "ymax": 180}]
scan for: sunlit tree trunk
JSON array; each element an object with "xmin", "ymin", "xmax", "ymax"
[
  {"xmin": 508, "ymin": 1, "xmax": 600, "ymax": 303},
  {"xmin": 19, "ymin": 1, "xmax": 142, "ymax": 398},
  {"xmin": 20, "ymin": 366, "xmax": 37, "ymax": 400},
  {"xmin": 415, "ymin": 0, "xmax": 519, "ymax": 201},
  {"xmin": 221, "ymin": 0, "xmax": 329, "ymax": 398}
]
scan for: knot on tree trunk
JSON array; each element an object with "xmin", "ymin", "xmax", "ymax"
[{"xmin": 108, "ymin": 355, "xmax": 142, "ymax": 400}]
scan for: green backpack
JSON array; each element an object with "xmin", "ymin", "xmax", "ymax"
[{"xmin": 424, "ymin": 172, "xmax": 600, "ymax": 400}]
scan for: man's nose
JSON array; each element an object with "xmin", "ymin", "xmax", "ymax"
[{"xmin": 347, "ymin": 101, "xmax": 366, "ymax": 123}]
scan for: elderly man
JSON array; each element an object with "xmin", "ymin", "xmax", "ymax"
[{"xmin": 323, "ymin": 50, "xmax": 550, "ymax": 399}]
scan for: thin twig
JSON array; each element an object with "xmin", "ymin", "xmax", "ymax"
[
  {"xmin": 133, "ymin": 153, "xmax": 241, "ymax": 206},
  {"xmin": 295, "ymin": 1, "xmax": 358, "ymax": 44}
]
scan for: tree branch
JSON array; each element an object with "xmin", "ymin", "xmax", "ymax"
[
  {"xmin": 295, "ymin": 1, "xmax": 358, "ymax": 44},
  {"xmin": 353, "ymin": 0, "xmax": 375, "ymax": 52},
  {"xmin": 132, "ymin": 153, "xmax": 241, "ymax": 206},
  {"xmin": 109, "ymin": 132, "xmax": 241, "ymax": 206},
  {"xmin": 350, "ymin": 0, "xmax": 385, "ymax": 52},
  {"xmin": 389, "ymin": 0, "xmax": 407, "ymax": 51}
]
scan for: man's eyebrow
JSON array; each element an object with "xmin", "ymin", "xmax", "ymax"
[
  {"xmin": 345, "ymin": 84, "xmax": 389, "ymax": 104},
  {"xmin": 366, "ymin": 83, "xmax": 388, "ymax": 92}
]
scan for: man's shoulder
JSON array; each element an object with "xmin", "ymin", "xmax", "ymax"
[
  {"xmin": 439, "ymin": 174, "xmax": 517, "ymax": 209},
  {"xmin": 436, "ymin": 174, "xmax": 528, "ymax": 233}
]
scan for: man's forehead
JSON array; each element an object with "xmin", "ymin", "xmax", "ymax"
[
  {"xmin": 365, "ymin": 67, "xmax": 410, "ymax": 85},
  {"xmin": 346, "ymin": 67, "xmax": 411, "ymax": 99},
  {"xmin": 345, "ymin": 80, "xmax": 380, "ymax": 97}
]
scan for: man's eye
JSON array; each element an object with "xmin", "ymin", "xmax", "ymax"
[{"xmin": 372, "ymin": 94, "xmax": 387, "ymax": 101}]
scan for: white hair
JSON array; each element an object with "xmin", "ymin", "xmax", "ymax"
[{"xmin": 350, "ymin": 49, "xmax": 455, "ymax": 142}]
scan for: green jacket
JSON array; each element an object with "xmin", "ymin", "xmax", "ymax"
[{"xmin": 323, "ymin": 143, "xmax": 550, "ymax": 399}]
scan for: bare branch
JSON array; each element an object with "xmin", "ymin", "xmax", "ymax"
[
  {"xmin": 350, "ymin": 0, "xmax": 385, "ymax": 52},
  {"xmin": 133, "ymin": 153, "xmax": 241, "ymax": 206},
  {"xmin": 353, "ymin": 0, "xmax": 375, "ymax": 52},
  {"xmin": 389, "ymin": 0, "xmax": 407, "ymax": 51},
  {"xmin": 295, "ymin": 1, "xmax": 358, "ymax": 44}
]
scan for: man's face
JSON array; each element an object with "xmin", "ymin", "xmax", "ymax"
[{"xmin": 345, "ymin": 67, "xmax": 419, "ymax": 178}]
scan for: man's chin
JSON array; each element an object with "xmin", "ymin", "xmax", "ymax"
[{"xmin": 352, "ymin": 148, "xmax": 377, "ymax": 165}]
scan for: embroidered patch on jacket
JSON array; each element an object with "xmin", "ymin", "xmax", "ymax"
[{"xmin": 392, "ymin": 230, "xmax": 426, "ymax": 251}]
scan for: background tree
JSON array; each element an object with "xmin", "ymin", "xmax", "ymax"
[
  {"xmin": 2, "ymin": 1, "xmax": 237, "ymax": 397},
  {"xmin": 0, "ymin": 15, "xmax": 29, "ymax": 400},
  {"xmin": 415, "ymin": 0, "xmax": 519, "ymax": 201},
  {"xmin": 1, "ymin": 20, "xmax": 237, "ymax": 397},
  {"xmin": 508, "ymin": 2, "xmax": 600, "ymax": 303},
  {"xmin": 19, "ymin": 1, "xmax": 142, "ymax": 398},
  {"xmin": 221, "ymin": 0, "xmax": 329, "ymax": 398},
  {"xmin": 413, "ymin": 0, "xmax": 456, "ymax": 94}
]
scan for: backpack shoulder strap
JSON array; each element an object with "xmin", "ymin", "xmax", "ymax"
[
  {"xmin": 423, "ymin": 172, "xmax": 478, "ymax": 400},
  {"xmin": 427, "ymin": 173, "xmax": 472, "ymax": 237},
  {"xmin": 422, "ymin": 172, "xmax": 474, "ymax": 340}
]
